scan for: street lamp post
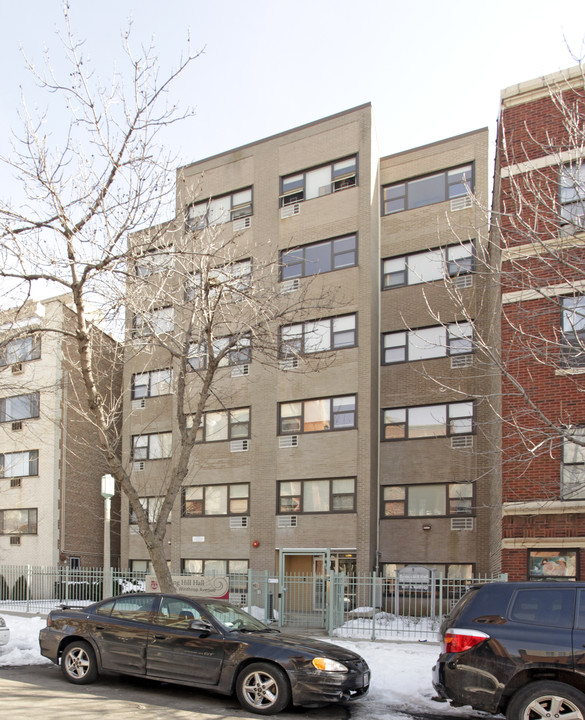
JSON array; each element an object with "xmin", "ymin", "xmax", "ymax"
[{"xmin": 101, "ymin": 474, "xmax": 115, "ymax": 600}]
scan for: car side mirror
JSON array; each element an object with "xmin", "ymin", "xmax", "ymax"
[{"xmin": 190, "ymin": 619, "xmax": 213, "ymax": 634}]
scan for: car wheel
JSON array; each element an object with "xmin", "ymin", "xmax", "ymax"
[
  {"xmin": 236, "ymin": 662, "xmax": 291, "ymax": 715},
  {"xmin": 61, "ymin": 640, "xmax": 98, "ymax": 684},
  {"xmin": 507, "ymin": 681, "xmax": 585, "ymax": 720}
]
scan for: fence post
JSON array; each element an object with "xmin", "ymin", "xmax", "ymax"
[
  {"xmin": 371, "ymin": 573, "xmax": 377, "ymax": 641},
  {"xmin": 26, "ymin": 565, "xmax": 32, "ymax": 613}
]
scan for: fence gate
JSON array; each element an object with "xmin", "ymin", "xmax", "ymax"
[{"xmin": 277, "ymin": 549, "xmax": 331, "ymax": 630}]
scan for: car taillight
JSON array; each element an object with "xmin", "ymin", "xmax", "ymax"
[{"xmin": 443, "ymin": 627, "xmax": 488, "ymax": 653}]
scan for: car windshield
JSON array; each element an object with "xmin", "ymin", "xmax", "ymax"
[{"xmin": 203, "ymin": 602, "xmax": 269, "ymax": 632}]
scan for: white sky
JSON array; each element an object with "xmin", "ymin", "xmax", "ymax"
[{"xmin": 1, "ymin": 0, "xmax": 585, "ymax": 178}]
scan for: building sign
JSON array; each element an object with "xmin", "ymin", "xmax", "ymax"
[
  {"xmin": 528, "ymin": 550, "xmax": 577, "ymax": 580},
  {"xmin": 397, "ymin": 565, "xmax": 433, "ymax": 587},
  {"xmin": 145, "ymin": 575, "xmax": 229, "ymax": 599}
]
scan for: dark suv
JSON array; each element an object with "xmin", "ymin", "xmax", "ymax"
[{"xmin": 433, "ymin": 582, "xmax": 585, "ymax": 720}]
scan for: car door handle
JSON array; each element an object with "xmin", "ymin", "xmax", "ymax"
[
  {"xmin": 95, "ymin": 626, "xmax": 105, "ymax": 630},
  {"xmin": 154, "ymin": 635, "xmax": 166, "ymax": 639}
]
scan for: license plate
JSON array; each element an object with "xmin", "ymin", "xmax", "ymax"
[{"xmin": 363, "ymin": 671, "xmax": 370, "ymax": 687}]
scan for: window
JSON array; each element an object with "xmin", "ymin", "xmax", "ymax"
[
  {"xmin": 528, "ymin": 550, "xmax": 578, "ymax": 582},
  {"xmin": 195, "ymin": 407, "xmax": 250, "ymax": 442},
  {"xmin": 182, "ymin": 483, "xmax": 249, "ymax": 517},
  {"xmin": 382, "ymin": 322, "xmax": 472, "ymax": 364},
  {"xmin": 100, "ymin": 595, "xmax": 157, "ymax": 622},
  {"xmin": 130, "ymin": 497, "xmax": 171, "ymax": 524},
  {"xmin": 382, "ymin": 563, "xmax": 474, "ymax": 580},
  {"xmin": 280, "ymin": 156, "xmax": 357, "ymax": 206},
  {"xmin": 131, "ymin": 432, "xmax": 172, "ymax": 460},
  {"xmin": 181, "ymin": 559, "xmax": 249, "ymax": 575},
  {"xmin": 560, "ymin": 164, "xmax": 585, "ymax": 227},
  {"xmin": 186, "ymin": 187, "xmax": 253, "ymax": 230},
  {"xmin": 279, "ymin": 395, "xmax": 356, "ymax": 434},
  {"xmin": 382, "ymin": 400, "xmax": 474, "ymax": 440},
  {"xmin": 131, "ymin": 369, "xmax": 172, "ymax": 399},
  {"xmin": 281, "ymin": 314, "xmax": 356, "ymax": 356},
  {"xmin": 132, "ymin": 307, "xmax": 173, "ymax": 337},
  {"xmin": 0, "ymin": 335, "xmax": 40, "ymax": 366},
  {"xmin": 0, "ymin": 450, "xmax": 39, "ymax": 478},
  {"xmin": 382, "ymin": 242, "xmax": 473, "ymax": 289},
  {"xmin": 561, "ymin": 296, "xmax": 585, "ymax": 367},
  {"xmin": 280, "ymin": 234, "xmax": 357, "ymax": 280},
  {"xmin": 278, "ymin": 478, "xmax": 355, "ymax": 513},
  {"xmin": 382, "ymin": 164, "xmax": 473, "ymax": 215},
  {"xmin": 0, "ymin": 392, "xmax": 40, "ymax": 423},
  {"xmin": 0, "ymin": 508, "xmax": 37, "ymax": 534},
  {"xmin": 135, "ymin": 247, "xmax": 172, "ymax": 277},
  {"xmin": 188, "ymin": 334, "xmax": 251, "ymax": 371},
  {"xmin": 382, "ymin": 483, "xmax": 473, "ymax": 517},
  {"xmin": 562, "ymin": 428, "xmax": 585, "ymax": 499},
  {"xmin": 185, "ymin": 260, "xmax": 252, "ymax": 303}
]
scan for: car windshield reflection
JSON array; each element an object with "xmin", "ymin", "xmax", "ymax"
[{"xmin": 203, "ymin": 602, "xmax": 269, "ymax": 632}]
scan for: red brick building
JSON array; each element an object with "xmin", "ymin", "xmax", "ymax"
[{"xmin": 494, "ymin": 66, "xmax": 585, "ymax": 580}]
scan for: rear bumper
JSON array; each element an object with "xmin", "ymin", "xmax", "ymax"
[
  {"xmin": 433, "ymin": 655, "xmax": 501, "ymax": 714},
  {"xmin": 39, "ymin": 628, "xmax": 65, "ymax": 664}
]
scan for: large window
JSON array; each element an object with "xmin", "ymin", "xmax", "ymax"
[
  {"xmin": 131, "ymin": 369, "xmax": 172, "ymax": 399},
  {"xmin": 196, "ymin": 407, "xmax": 250, "ymax": 442},
  {"xmin": 185, "ymin": 260, "xmax": 252, "ymax": 303},
  {"xmin": 188, "ymin": 334, "xmax": 251, "ymax": 371},
  {"xmin": 182, "ymin": 559, "xmax": 249, "ymax": 575},
  {"xmin": 561, "ymin": 296, "xmax": 585, "ymax": 367},
  {"xmin": 186, "ymin": 187, "xmax": 253, "ymax": 230},
  {"xmin": 0, "ymin": 335, "xmax": 41, "ymax": 366},
  {"xmin": 382, "ymin": 242, "xmax": 473, "ymax": 289},
  {"xmin": 0, "ymin": 392, "xmax": 40, "ymax": 423},
  {"xmin": 560, "ymin": 164, "xmax": 585, "ymax": 227},
  {"xmin": 528, "ymin": 550, "xmax": 578, "ymax": 581},
  {"xmin": 383, "ymin": 322, "xmax": 472, "ymax": 364},
  {"xmin": 135, "ymin": 247, "xmax": 172, "ymax": 277},
  {"xmin": 383, "ymin": 164, "xmax": 473, "ymax": 215},
  {"xmin": 281, "ymin": 314, "xmax": 356, "ymax": 357},
  {"xmin": 382, "ymin": 483, "xmax": 473, "ymax": 517},
  {"xmin": 382, "ymin": 400, "xmax": 474, "ymax": 440},
  {"xmin": 0, "ymin": 450, "xmax": 39, "ymax": 478},
  {"xmin": 132, "ymin": 432, "xmax": 172, "ymax": 460},
  {"xmin": 0, "ymin": 508, "xmax": 37, "ymax": 534},
  {"xmin": 130, "ymin": 497, "xmax": 171, "ymax": 524},
  {"xmin": 132, "ymin": 307, "xmax": 174, "ymax": 337},
  {"xmin": 182, "ymin": 483, "xmax": 249, "ymax": 516},
  {"xmin": 562, "ymin": 428, "xmax": 585, "ymax": 500},
  {"xmin": 280, "ymin": 234, "xmax": 357, "ymax": 281},
  {"xmin": 280, "ymin": 156, "xmax": 357, "ymax": 206},
  {"xmin": 278, "ymin": 478, "xmax": 355, "ymax": 514},
  {"xmin": 279, "ymin": 395, "xmax": 356, "ymax": 435}
]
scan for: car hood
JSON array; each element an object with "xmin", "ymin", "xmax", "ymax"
[{"xmin": 234, "ymin": 630, "xmax": 364, "ymax": 661}]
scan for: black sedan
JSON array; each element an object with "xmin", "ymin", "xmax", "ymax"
[{"xmin": 39, "ymin": 592, "xmax": 370, "ymax": 715}]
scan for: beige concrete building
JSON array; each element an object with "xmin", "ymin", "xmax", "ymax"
[{"xmin": 0, "ymin": 295, "xmax": 121, "ymax": 570}]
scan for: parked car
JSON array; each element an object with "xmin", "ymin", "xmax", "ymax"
[
  {"xmin": 0, "ymin": 615, "xmax": 9, "ymax": 646},
  {"xmin": 39, "ymin": 592, "xmax": 370, "ymax": 715},
  {"xmin": 433, "ymin": 581, "xmax": 585, "ymax": 720}
]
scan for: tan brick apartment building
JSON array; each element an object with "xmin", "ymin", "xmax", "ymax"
[{"xmin": 122, "ymin": 104, "xmax": 497, "ymax": 583}]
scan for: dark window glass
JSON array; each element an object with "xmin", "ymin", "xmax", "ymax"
[{"xmin": 510, "ymin": 588, "xmax": 574, "ymax": 627}]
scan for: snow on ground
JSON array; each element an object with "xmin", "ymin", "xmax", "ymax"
[{"xmin": 0, "ymin": 612, "xmax": 472, "ymax": 720}]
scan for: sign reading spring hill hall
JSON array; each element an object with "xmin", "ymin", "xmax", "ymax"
[{"xmin": 145, "ymin": 575, "xmax": 230, "ymax": 599}]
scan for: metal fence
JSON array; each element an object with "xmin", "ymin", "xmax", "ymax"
[{"xmin": 0, "ymin": 564, "xmax": 503, "ymax": 641}]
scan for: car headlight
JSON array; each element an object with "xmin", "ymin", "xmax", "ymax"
[
  {"xmin": 311, "ymin": 657, "xmax": 348, "ymax": 672},
  {"xmin": 0, "ymin": 617, "xmax": 5, "ymax": 628}
]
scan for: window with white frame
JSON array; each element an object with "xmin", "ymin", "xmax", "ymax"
[
  {"xmin": 0, "ymin": 392, "xmax": 40, "ymax": 423},
  {"xmin": 195, "ymin": 407, "xmax": 250, "ymax": 442},
  {"xmin": 132, "ymin": 307, "xmax": 174, "ymax": 337},
  {"xmin": 182, "ymin": 483, "xmax": 249, "ymax": 516},
  {"xmin": 561, "ymin": 296, "xmax": 585, "ymax": 367},
  {"xmin": 188, "ymin": 334, "xmax": 251, "ymax": 371},
  {"xmin": 185, "ymin": 260, "xmax": 252, "ymax": 303},
  {"xmin": 129, "ymin": 497, "xmax": 171, "ymax": 524},
  {"xmin": 0, "ymin": 335, "xmax": 41, "ymax": 366},
  {"xmin": 135, "ymin": 247, "xmax": 173, "ymax": 277},
  {"xmin": 562, "ymin": 427, "xmax": 585, "ymax": 500},
  {"xmin": 131, "ymin": 432, "xmax": 172, "ymax": 460},
  {"xmin": 281, "ymin": 314, "xmax": 356, "ymax": 357},
  {"xmin": 382, "ymin": 242, "xmax": 473, "ymax": 289},
  {"xmin": 382, "ymin": 483, "xmax": 473, "ymax": 517},
  {"xmin": 280, "ymin": 156, "xmax": 357, "ymax": 206},
  {"xmin": 382, "ymin": 322, "xmax": 472, "ymax": 364},
  {"xmin": 279, "ymin": 395, "xmax": 356, "ymax": 435},
  {"xmin": 186, "ymin": 187, "xmax": 253, "ymax": 231},
  {"xmin": 0, "ymin": 508, "xmax": 37, "ymax": 534},
  {"xmin": 131, "ymin": 369, "xmax": 173, "ymax": 399},
  {"xmin": 0, "ymin": 450, "xmax": 39, "ymax": 478},
  {"xmin": 278, "ymin": 477, "xmax": 355, "ymax": 513},
  {"xmin": 281, "ymin": 234, "xmax": 357, "ymax": 280},
  {"xmin": 382, "ymin": 400, "xmax": 474, "ymax": 440},
  {"xmin": 382, "ymin": 164, "xmax": 473, "ymax": 215},
  {"xmin": 560, "ymin": 164, "xmax": 585, "ymax": 227},
  {"xmin": 181, "ymin": 559, "xmax": 249, "ymax": 575}
]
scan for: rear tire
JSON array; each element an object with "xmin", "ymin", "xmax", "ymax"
[
  {"xmin": 236, "ymin": 662, "xmax": 291, "ymax": 715},
  {"xmin": 507, "ymin": 681, "xmax": 585, "ymax": 720},
  {"xmin": 61, "ymin": 640, "xmax": 98, "ymax": 685}
]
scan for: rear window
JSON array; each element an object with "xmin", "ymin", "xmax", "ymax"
[
  {"xmin": 446, "ymin": 586, "xmax": 481, "ymax": 621},
  {"xmin": 509, "ymin": 588, "xmax": 574, "ymax": 628}
]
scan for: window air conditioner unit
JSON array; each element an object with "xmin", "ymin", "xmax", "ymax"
[
  {"xmin": 233, "ymin": 217, "xmax": 252, "ymax": 232},
  {"xmin": 451, "ymin": 517, "xmax": 474, "ymax": 531},
  {"xmin": 230, "ymin": 439, "xmax": 249, "ymax": 453},
  {"xmin": 450, "ymin": 196, "xmax": 473, "ymax": 212},
  {"xmin": 279, "ymin": 435, "xmax": 298, "ymax": 449},
  {"xmin": 280, "ymin": 203, "xmax": 300, "ymax": 219},
  {"xmin": 229, "ymin": 516, "xmax": 249, "ymax": 529},
  {"xmin": 280, "ymin": 278, "xmax": 300, "ymax": 294},
  {"xmin": 10, "ymin": 478, "xmax": 22, "ymax": 488},
  {"xmin": 453, "ymin": 274, "xmax": 473, "ymax": 290},
  {"xmin": 318, "ymin": 184, "xmax": 332, "ymax": 196},
  {"xmin": 133, "ymin": 461, "xmax": 145, "ymax": 471},
  {"xmin": 231, "ymin": 364, "xmax": 250, "ymax": 378},
  {"xmin": 451, "ymin": 435, "xmax": 473, "ymax": 449},
  {"xmin": 11, "ymin": 421, "xmax": 23, "ymax": 431},
  {"xmin": 11, "ymin": 363, "xmax": 24, "ymax": 374},
  {"xmin": 10, "ymin": 536, "xmax": 21, "ymax": 546},
  {"xmin": 132, "ymin": 398, "xmax": 146, "ymax": 410},
  {"xmin": 277, "ymin": 515, "xmax": 298, "ymax": 528},
  {"xmin": 451, "ymin": 355, "xmax": 473, "ymax": 369},
  {"xmin": 280, "ymin": 357, "xmax": 299, "ymax": 371}
]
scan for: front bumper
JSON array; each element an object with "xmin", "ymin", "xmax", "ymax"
[{"xmin": 290, "ymin": 666, "xmax": 370, "ymax": 706}]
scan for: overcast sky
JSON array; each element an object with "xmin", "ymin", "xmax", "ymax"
[{"xmin": 1, "ymin": 0, "xmax": 584, "ymax": 180}]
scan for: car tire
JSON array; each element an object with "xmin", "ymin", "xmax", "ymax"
[
  {"xmin": 61, "ymin": 640, "xmax": 99, "ymax": 685},
  {"xmin": 507, "ymin": 681, "xmax": 585, "ymax": 720},
  {"xmin": 236, "ymin": 662, "xmax": 291, "ymax": 715}
]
